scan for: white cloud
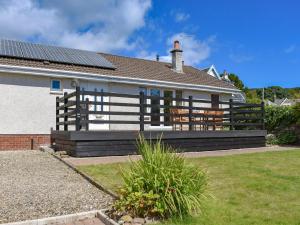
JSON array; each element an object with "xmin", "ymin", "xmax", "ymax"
[
  {"xmin": 175, "ymin": 12, "xmax": 190, "ymax": 22},
  {"xmin": 284, "ymin": 45, "xmax": 296, "ymax": 53},
  {"xmin": 137, "ymin": 32, "xmax": 214, "ymax": 66},
  {"xmin": 168, "ymin": 33, "xmax": 214, "ymax": 65},
  {"xmin": 0, "ymin": 0, "xmax": 151, "ymax": 52}
]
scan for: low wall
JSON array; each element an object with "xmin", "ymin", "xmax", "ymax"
[
  {"xmin": 51, "ymin": 130, "xmax": 267, "ymax": 157},
  {"xmin": 0, "ymin": 134, "xmax": 50, "ymax": 150}
]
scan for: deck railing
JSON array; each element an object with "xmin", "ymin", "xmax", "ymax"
[{"xmin": 55, "ymin": 87, "xmax": 265, "ymax": 131}]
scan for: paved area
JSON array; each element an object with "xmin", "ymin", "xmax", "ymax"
[
  {"xmin": 63, "ymin": 217, "xmax": 105, "ymax": 225},
  {"xmin": 64, "ymin": 146, "xmax": 300, "ymax": 166},
  {"xmin": 0, "ymin": 151, "xmax": 113, "ymax": 224}
]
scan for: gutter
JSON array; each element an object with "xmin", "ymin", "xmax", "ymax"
[{"xmin": 0, "ymin": 64, "xmax": 241, "ymax": 95}]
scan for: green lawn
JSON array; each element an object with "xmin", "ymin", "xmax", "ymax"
[{"xmin": 78, "ymin": 149, "xmax": 300, "ymax": 225}]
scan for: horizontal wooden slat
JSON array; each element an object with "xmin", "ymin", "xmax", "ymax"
[
  {"xmin": 79, "ymin": 120, "xmax": 262, "ymax": 127},
  {"xmin": 81, "ymin": 90, "xmax": 140, "ymax": 99},
  {"xmin": 56, "ymin": 110, "xmax": 77, "ymax": 118},
  {"xmin": 57, "ymin": 120, "xmax": 76, "ymax": 125},
  {"xmin": 82, "ymin": 101, "xmax": 141, "ymax": 108},
  {"xmin": 79, "ymin": 110, "xmax": 232, "ymax": 118},
  {"xmin": 81, "ymin": 110, "xmax": 141, "ymax": 116},
  {"xmin": 56, "ymin": 101, "xmax": 76, "ymax": 110},
  {"xmin": 233, "ymin": 110, "xmax": 263, "ymax": 115},
  {"xmin": 232, "ymin": 102, "xmax": 261, "ymax": 107}
]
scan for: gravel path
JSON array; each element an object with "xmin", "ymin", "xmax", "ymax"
[{"xmin": 0, "ymin": 151, "xmax": 113, "ymax": 224}]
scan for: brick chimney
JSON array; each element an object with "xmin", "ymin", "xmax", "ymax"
[{"xmin": 170, "ymin": 40, "xmax": 183, "ymax": 73}]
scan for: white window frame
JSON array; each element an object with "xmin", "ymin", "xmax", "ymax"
[{"xmin": 50, "ymin": 79, "xmax": 63, "ymax": 94}]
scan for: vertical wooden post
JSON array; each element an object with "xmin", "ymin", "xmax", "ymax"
[
  {"xmin": 188, "ymin": 96, "xmax": 193, "ymax": 131},
  {"xmin": 261, "ymin": 101, "xmax": 265, "ymax": 130},
  {"xmin": 63, "ymin": 92, "xmax": 68, "ymax": 131},
  {"xmin": 85, "ymin": 98, "xmax": 89, "ymax": 131},
  {"xmin": 139, "ymin": 91, "xmax": 145, "ymax": 131},
  {"xmin": 100, "ymin": 89, "xmax": 104, "ymax": 112},
  {"xmin": 56, "ymin": 97, "xmax": 59, "ymax": 131},
  {"xmin": 229, "ymin": 99, "xmax": 234, "ymax": 130},
  {"xmin": 75, "ymin": 86, "xmax": 81, "ymax": 131},
  {"xmin": 94, "ymin": 88, "xmax": 97, "ymax": 112}
]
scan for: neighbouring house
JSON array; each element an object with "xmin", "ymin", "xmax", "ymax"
[
  {"xmin": 0, "ymin": 39, "xmax": 243, "ymax": 150},
  {"xmin": 201, "ymin": 65, "xmax": 220, "ymax": 79},
  {"xmin": 274, "ymin": 98, "xmax": 295, "ymax": 106},
  {"xmin": 266, "ymin": 98, "xmax": 296, "ymax": 106}
]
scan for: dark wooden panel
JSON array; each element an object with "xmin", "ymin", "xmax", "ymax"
[
  {"xmin": 77, "ymin": 140, "xmax": 137, "ymax": 146},
  {"xmin": 69, "ymin": 137, "xmax": 265, "ymax": 157},
  {"xmin": 73, "ymin": 149, "xmax": 137, "ymax": 157},
  {"xmin": 51, "ymin": 130, "xmax": 266, "ymax": 157},
  {"xmin": 75, "ymin": 144, "xmax": 137, "ymax": 152},
  {"xmin": 62, "ymin": 130, "xmax": 267, "ymax": 141}
]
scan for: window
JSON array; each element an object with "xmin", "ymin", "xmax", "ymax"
[
  {"xmin": 51, "ymin": 80, "xmax": 62, "ymax": 91},
  {"xmin": 175, "ymin": 90, "xmax": 183, "ymax": 106}
]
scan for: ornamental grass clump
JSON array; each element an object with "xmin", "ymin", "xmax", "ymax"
[{"xmin": 113, "ymin": 135, "xmax": 207, "ymax": 219}]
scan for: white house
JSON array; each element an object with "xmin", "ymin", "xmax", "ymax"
[
  {"xmin": 0, "ymin": 39, "xmax": 241, "ymax": 150},
  {"xmin": 266, "ymin": 98, "xmax": 296, "ymax": 106}
]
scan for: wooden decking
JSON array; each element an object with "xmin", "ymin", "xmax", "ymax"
[
  {"xmin": 52, "ymin": 88, "xmax": 266, "ymax": 157},
  {"xmin": 51, "ymin": 130, "xmax": 267, "ymax": 157}
]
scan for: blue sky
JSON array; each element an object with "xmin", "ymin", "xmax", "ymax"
[{"xmin": 0, "ymin": 0, "xmax": 299, "ymax": 88}]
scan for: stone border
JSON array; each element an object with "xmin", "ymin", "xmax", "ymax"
[
  {"xmin": 1, "ymin": 210, "xmax": 99, "ymax": 225},
  {"xmin": 1, "ymin": 210, "xmax": 119, "ymax": 225},
  {"xmin": 98, "ymin": 210, "xmax": 119, "ymax": 225},
  {"xmin": 40, "ymin": 147, "xmax": 118, "ymax": 199}
]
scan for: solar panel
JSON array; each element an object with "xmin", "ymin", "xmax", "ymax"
[
  {"xmin": 19, "ymin": 42, "xmax": 45, "ymax": 60},
  {"xmin": 0, "ymin": 40, "xmax": 23, "ymax": 57},
  {"xmin": 42, "ymin": 45, "xmax": 71, "ymax": 63},
  {"xmin": 0, "ymin": 39, "xmax": 116, "ymax": 69},
  {"xmin": 65, "ymin": 48, "xmax": 93, "ymax": 66}
]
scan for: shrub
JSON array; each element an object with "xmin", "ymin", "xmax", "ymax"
[
  {"xmin": 293, "ymin": 103, "xmax": 300, "ymax": 125},
  {"xmin": 276, "ymin": 130, "xmax": 298, "ymax": 145},
  {"xmin": 265, "ymin": 106, "xmax": 296, "ymax": 133},
  {"xmin": 113, "ymin": 135, "xmax": 207, "ymax": 219},
  {"xmin": 266, "ymin": 131, "xmax": 298, "ymax": 145}
]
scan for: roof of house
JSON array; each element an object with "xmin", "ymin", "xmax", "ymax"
[
  {"xmin": 202, "ymin": 68, "xmax": 210, "ymax": 73},
  {"xmin": 274, "ymin": 98, "xmax": 295, "ymax": 106},
  {"xmin": 0, "ymin": 41, "xmax": 239, "ymax": 91},
  {"xmin": 274, "ymin": 98, "xmax": 286, "ymax": 105}
]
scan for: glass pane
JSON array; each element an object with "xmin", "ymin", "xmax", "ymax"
[
  {"xmin": 150, "ymin": 89, "xmax": 160, "ymax": 126},
  {"xmin": 176, "ymin": 90, "xmax": 183, "ymax": 106},
  {"xmin": 52, "ymin": 80, "xmax": 61, "ymax": 90}
]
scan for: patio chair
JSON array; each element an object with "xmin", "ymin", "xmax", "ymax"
[
  {"xmin": 170, "ymin": 108, "xmax": 189, "ymax": 131},
  {"xmin": 203, "ymin": 110, "xmax": 224, "ymax": 130}
]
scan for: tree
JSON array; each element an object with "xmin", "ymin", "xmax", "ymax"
[
  {"xmin": 257, "ymin": 86, "xmax": 290, "ymax": 101},
  {"xmin": 228, "ymin": 73, "xmax": 245, "ymax": 90},
  {"xmin": 245, "ymin": 89, "xmax": 261, "ymax": 103}
]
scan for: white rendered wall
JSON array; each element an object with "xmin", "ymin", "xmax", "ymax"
[{"xmin": 0, "ymin": 72, "xmax": 74, "ymax": 134}]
